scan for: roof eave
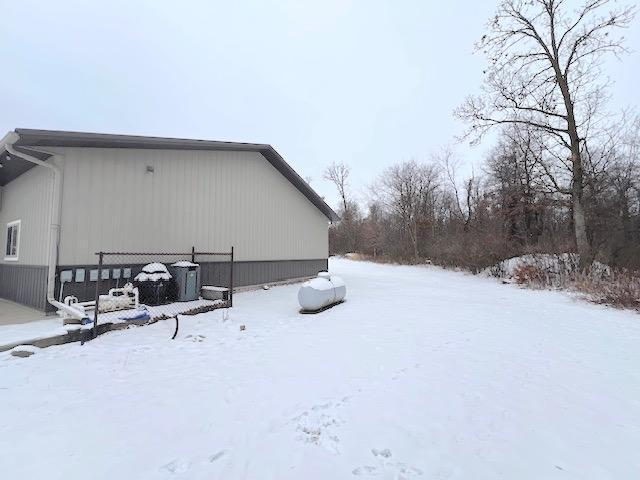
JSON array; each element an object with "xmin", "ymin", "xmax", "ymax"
[{"xmin": 6, "ymin": 128, "xmax": 340, "ymax": 221}]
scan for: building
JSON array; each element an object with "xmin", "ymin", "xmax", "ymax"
[{"xmin": 0, "ymin": 129, "xmax": 338, "ymax": 312}]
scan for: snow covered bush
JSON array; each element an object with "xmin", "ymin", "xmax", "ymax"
[
  {"xmin": 488, "ymin": 253, "xmax": 639, "ymax": 311},
  {"xmin": 488, "ymin": 253, "xmax": 610, "ymax": 286}
]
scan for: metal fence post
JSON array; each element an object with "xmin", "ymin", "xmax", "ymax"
[
  {"xmin": 191, "ymin": 245, "xmax": 195, "ymax": 263},
  {"xmin": 93, "ymin": 251, "xmax": 103, "ymax": 338},
  {"xmin": 229, "ymin": 246, "xmax": 234, "ymax": 307}
]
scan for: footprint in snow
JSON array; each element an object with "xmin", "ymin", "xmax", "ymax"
[
  {"xmin": 209, "ymin": 450, "xmax": 227, "ymax": 462},
  {"xmin": 372, "ymin": 448, "xmax": 392, "ymax": 458},
  {"xmin": 352, "ymin": 449, "xmax": 422, "ymax": 478},
  {"xmin": 132, "ymin": 345, "xmax": 154, "ymax": 353},
  {"xmin": 291, "ymin": 398, "xmax": 350, "ymax": 454},
  {"xmin": 392, "ymin": 364, "xmax": 421, "ymax": 381},
  {"xmin": 185, "ymin": 334, "xmax": 206, "ymax": 343},
  {"xmin": 352, "ymin": 465, "xmax": 377, "ymax": 476},
  {"xmin": 160, "ymin": 450, "xmax": 228, "ymax": 474},
  {"xmin": 161, "ymin": 459, "xmax": 192, "ymax": 474}
]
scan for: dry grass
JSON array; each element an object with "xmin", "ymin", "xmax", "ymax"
[
  {"xmin": 570, "ymin": 272, "xmax": 640, "ymax": 311},
  {"xmin": 513, "ymin": 264, "xmax": 547, "ymax": 285},
  {"xmin": 510, "ymin": 259, "xmax": 640, "ymax": 312}
]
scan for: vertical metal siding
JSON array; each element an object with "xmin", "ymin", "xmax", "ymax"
[
  {"xmin": 0, "ymin": 161, "xmax": 53, "ymax": 309},
  {"xmin": 0, "ymin": 263, "xmax": 48, "ymax": 310},
  {"xmin": 0, "ymin": 164, "xmax": 53, "ymax": 266},
  {"xmin": 58, "ymin": 148, "xmax": 329, "ymax": 265}
]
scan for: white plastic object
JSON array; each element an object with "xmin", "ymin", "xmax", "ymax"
[
  {"xmin": 59, "ymin": 283, "xmax": 139, "ymax": 320},
  {"xmin": 298, "ymin": 272, "xmax": 346, "ymax": 311}
]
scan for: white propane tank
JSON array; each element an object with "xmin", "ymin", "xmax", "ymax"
[{"xmin": 298, "ymin": 271, "xmax": 346, "ymax": 312}]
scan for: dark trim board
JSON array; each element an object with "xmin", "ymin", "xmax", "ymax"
[
  {"xmin": 0, "ymin": 263, "xmax": 48, "ymax": 310},
  {"xmin": 54, "ymin": 259, "xmax": 328, "ymax": 308}
]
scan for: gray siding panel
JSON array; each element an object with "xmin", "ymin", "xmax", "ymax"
[
  {"xmin": 201, "ymin": 259, "xmax": 328, "ymax": 288},
  {"xmin": 0, "ymin": 264, "xmax": 48, "ymax": 310},
  {"xmin": 56, "ymin": 148, "xmax": 329, "ymax": 265},
  {"xmin": 0, "ymin": 164, "xmax": 53, "ymax": 266}
]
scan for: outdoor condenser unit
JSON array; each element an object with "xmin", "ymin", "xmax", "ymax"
[{"xmin": 171, "ymin": 261, "xmax": 201, "ymax": 302}]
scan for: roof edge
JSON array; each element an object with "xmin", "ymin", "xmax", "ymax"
[{"xmin": 9, "ymin": 128, "xmax": 339, "ymax": 221}]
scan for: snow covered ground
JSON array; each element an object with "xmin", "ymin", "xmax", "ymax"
[{"xmin": 1, "ymin": 258, "xmax": 639, "ymax": 479}]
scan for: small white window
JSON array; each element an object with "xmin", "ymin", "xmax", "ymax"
[{"xmin": 5, "ymin": 220, "xmax": 20, "ymax": 261}]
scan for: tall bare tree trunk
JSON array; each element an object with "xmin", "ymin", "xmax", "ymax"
[
  {"xmin": 572, "ymin": 158, "xmax": 590, "ymax": 268},
  {"xmin": 567, "ymin": 132, "xmax": 590, "ymax": 267},
  {"xmin": 560, "ymin": 72, "xmax": 591, "ymax": 268},
  {"xmin": 411, "ymin": 221, "xmax": 419, "ymax": 262}
]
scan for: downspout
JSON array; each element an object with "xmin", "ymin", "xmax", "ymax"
[{"xmin": 1, "ymin": 133, "xmax": 86, "ymax": 320}]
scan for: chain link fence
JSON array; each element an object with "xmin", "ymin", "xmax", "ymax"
[{"xmin": 58, "ymin": 247, "xmax": 234, "ymax": 338}]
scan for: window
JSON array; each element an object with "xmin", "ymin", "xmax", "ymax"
[{"xmin": 5, "ymin": 220, "xmax": 20, "ymax": 261}]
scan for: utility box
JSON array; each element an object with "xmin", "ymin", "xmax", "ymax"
[
  {"xmin": 201, "ymin": 285, "xmax": 229, "ymax": 301},
  {"xmin": 171, "ymin": 261, "xmax": 201, "ymax": 302}
]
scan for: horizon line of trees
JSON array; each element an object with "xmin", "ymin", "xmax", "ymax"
[
  {"xmin": 326, "ymin": 118, "xmax": 640, "ymax": 271},
  {"xmin": 325, "ymin": 0, "xmax": 640, "ymax": 273}
]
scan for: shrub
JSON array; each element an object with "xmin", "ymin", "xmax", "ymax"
[
  {"xmin": 574, "ymin": 271, "xmax": 640, "ymax": 311},
  {"xmin": 513, "ymin": 264, "xmax": 546, "ymax": 285}
]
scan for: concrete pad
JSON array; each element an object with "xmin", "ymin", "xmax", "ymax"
[
  {"xmin": 0, "ymin": 298, "xmax": 48, "ymax": 326},
  {"xmin": 0, "ymin": 317, "xmax": 70, "ymax": 350}
]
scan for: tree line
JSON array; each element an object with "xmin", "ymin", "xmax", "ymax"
[{"xmin": 325, "ymin": 0, "xmax": 639, "ymax": 273}]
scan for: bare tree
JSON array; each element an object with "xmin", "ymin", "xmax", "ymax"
[
  {"xmin": 437, "ymin": 148, "xmax": 469, "ymax": 225},
  {"xmin": 376, "ymin": 160, "xmax": 440, "ymax": 261},
  {"xmin": 486, "ymin": 126, "xmax": 551, "ymax": 245},
  {"xmin": 361, "ymin": 202, "xmax": 385, "ymax": 258},
  {"xmin": 332, "ymin": 123, "xmax": 637, "ymax": 271},
  {"xmin": 324, "ymin": 162, "xmax": 350, "ymax": 214},
  {"xmin": 456, "ymin": 0, "xmax": 635, "ymax": 265},
  {"xmin": 592, "ymin": 115, "xmax": 640, "ymax": 264}
]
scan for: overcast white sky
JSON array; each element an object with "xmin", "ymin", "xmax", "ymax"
[{"xmin": 1, "ymin": 0, "xmax": 638, "ymax": 209}]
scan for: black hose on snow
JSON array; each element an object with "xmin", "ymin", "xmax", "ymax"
[{"xmin": 171, "ymin": 315, "xmax": 179, "ymax": 340}]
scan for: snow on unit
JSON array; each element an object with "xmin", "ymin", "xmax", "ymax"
[
  {"xmin": 134, "ymin": 262, "xmax": 173, "ymax": 282},
  {"xmin": 298, "ymin": 271, "xmax": 346, "ymax": 312},
  {"xmin": 171, "ymin": 261, "xmax": 199, "ymax": 268}
]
